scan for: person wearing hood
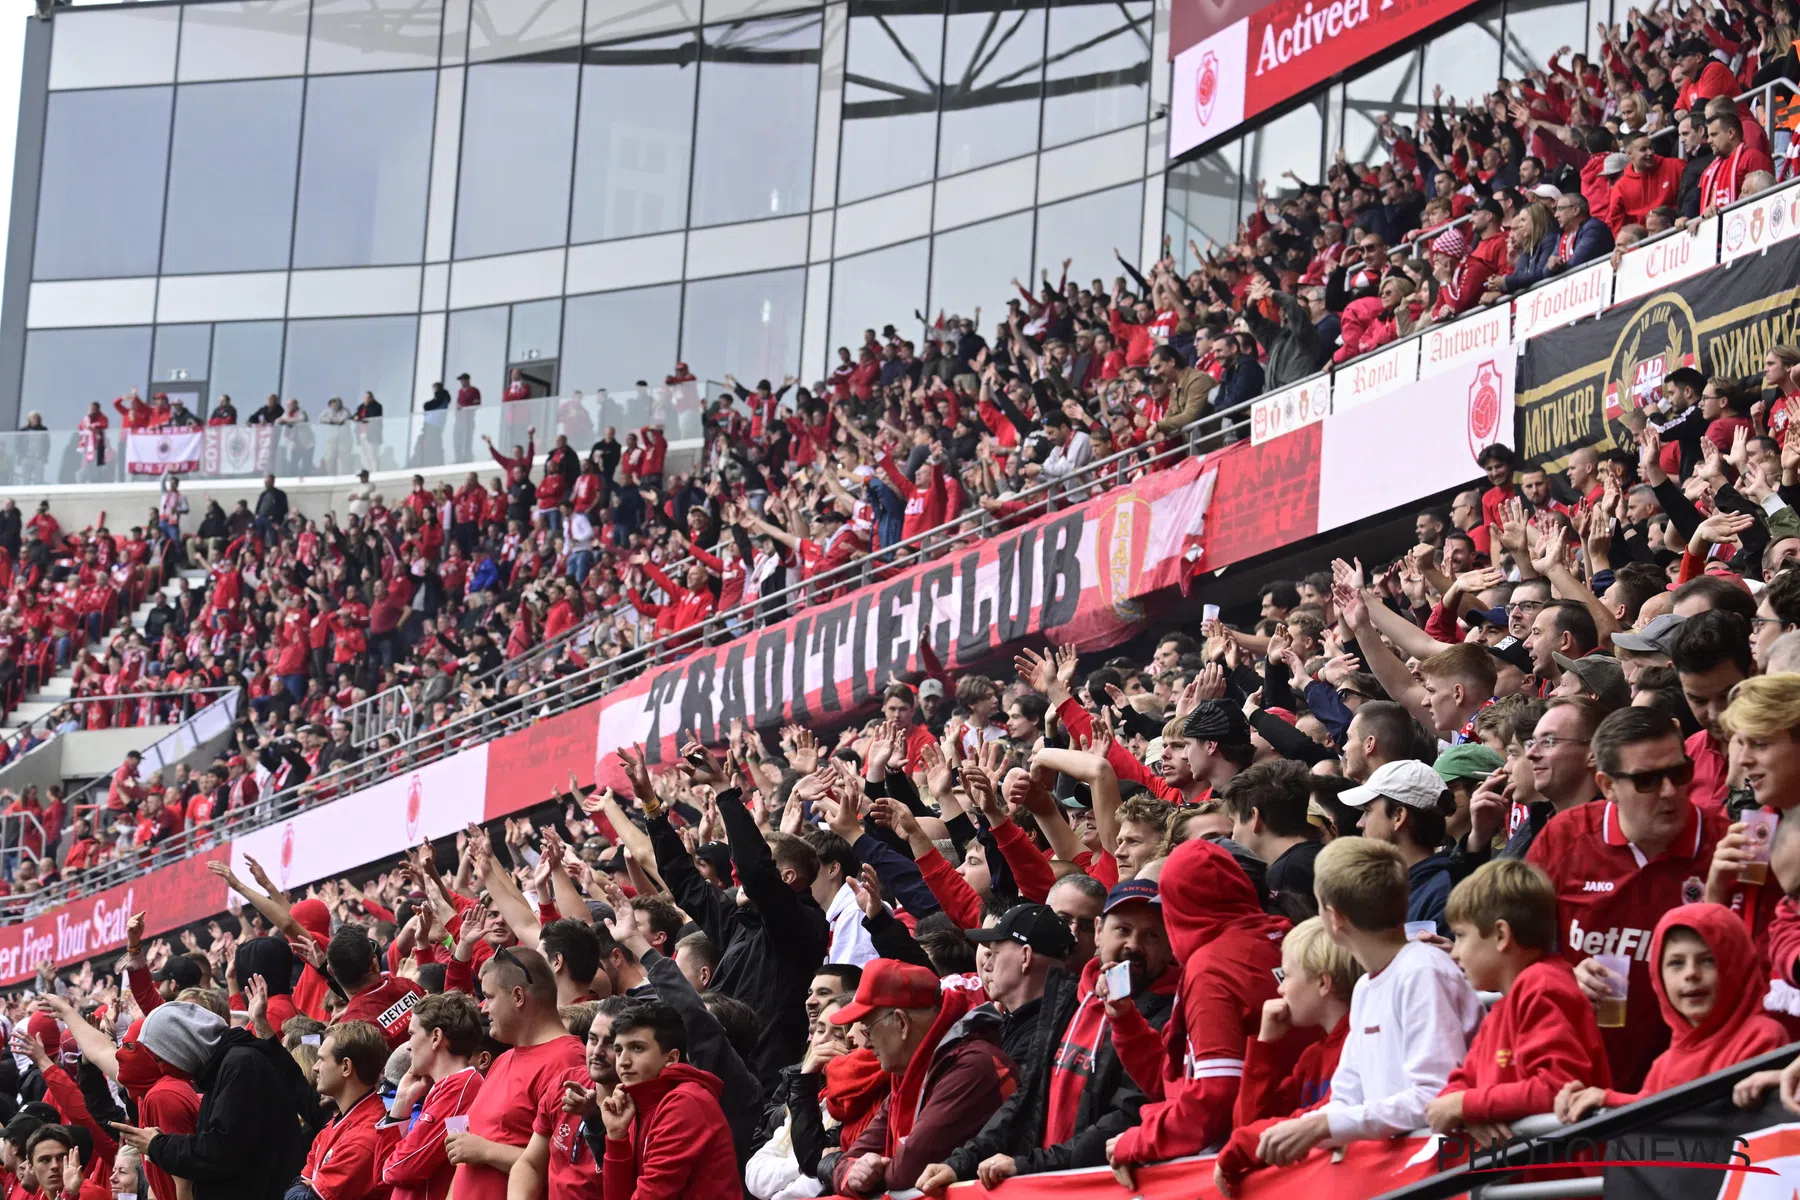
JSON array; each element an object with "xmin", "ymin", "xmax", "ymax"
[
  {"xmin": 209, "ymin": 858, "xmax": 334, "ymax": 1021},
  {"xmin": 918, "ymin": 878, "xmax": 1178, "ymax": 1194},
  {"xmin": 827, "ymin": 960, "xmax": 1018, "ymax": 1197},
  {"xmin": 1558, "ymin": 903, "xmax": 1789, "ymax": 1122},
  {"xmin": 600, "ymin": 999, "xmax": 741, "ymax": 1200},
  {"xmin": 1103, "ymin": 838, "xmax": 1291, "ymax": 1174},
  {"xmin": 232, "ymin": 936, "xmax": 300, "ymax": 1038},
  {"xmin": 112, "ymin": 1001, "xmax": 312, "ymax": 1200}
]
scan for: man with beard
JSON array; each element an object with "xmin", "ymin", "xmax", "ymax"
[{"xmin": 916, "ymin": 880, "xmax": 1179, "ymax": 1191}]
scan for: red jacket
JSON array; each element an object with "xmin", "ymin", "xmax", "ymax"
[
  {"xmin": 603, "ymin": 1063, "xmax": 740, "ymax": 1200},
  {"xmin": 1605, "ymin": 156, "xmax": 1683, "ymax": 230},
  {"xmin": 1232, "ymin": 1017, "xmax": 1347, "ymax": 1127},
  {"xmin": 1442, "ymin": 956, "xmax": 1610, "ymax": 1122},
  {"xmin": 379, "ymin": 1066, "xmax": 484, "ymax": 1200},
  {"xmin": 1109, "ymin": 839, "xmax": 1289, "ymax": 1163}
]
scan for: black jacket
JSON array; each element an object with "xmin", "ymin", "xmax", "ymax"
[
  {"xmin": 651, "ymin": 788, "xmax": 829, "ymax": 1090},
  {"xmin": 942, "ymin": 965, "xmax": 1175, "ymax": 1179},
  {"xmin": 145, "ymin": 1028, "xmax": 311, "ymax": 1200},
  {"xmin": 256, "ymin": 487, "xmax": 289, "ymax": 523}
]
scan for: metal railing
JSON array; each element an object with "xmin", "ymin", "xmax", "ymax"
[
  {"xmin": 345, "ymin": 685, "xmax": 413, "ymax": 750},
  {"xmin": 53, "ymin": 686, "xmax": 237, "ymax": 837}
]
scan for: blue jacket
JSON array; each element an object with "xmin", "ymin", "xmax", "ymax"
[{"xmin": 1548, "ymin": 216, "xmax": 1615, "ymax": 272}]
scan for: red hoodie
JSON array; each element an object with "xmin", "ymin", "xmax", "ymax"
[
  {"xmin": 1601, "ymin": 903, "xmax": 1790, "ymax": 1106},
  {"xmin": 602, "ymin": 1062, "xmax": 740, "ymax": 1200},
  {"xmin": 1605, "ymin": 155, "xmax": 1683, "ymax": 231},
  {"xmin": 1107, "ymin": 839, "xmax": 1291, "ymax": 1164},
  {"xmin": 1441, "ymin": 955, "xmax": 1610, "ymax": 1122}
]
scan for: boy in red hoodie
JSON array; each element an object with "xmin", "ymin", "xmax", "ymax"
[
  {"xmin": 1559, "ymin": 903, "xmax": 1789, "ymax": 1122},
  {"xmin": 1104, "ymin": 838, "xmax": 1292, "ymax": 1179},
  {"xmin": 600, "ymin": 999, "xmax": 739, "ymax": 1200},
  {"xmin": 1426, "ymin": 860, "xmax": 1611, "ymax": 1144}
]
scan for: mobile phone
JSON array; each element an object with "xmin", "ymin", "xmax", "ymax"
[{"xmin": 1103, "ymin": 960, "xmax": 1133, "ymax": 999}]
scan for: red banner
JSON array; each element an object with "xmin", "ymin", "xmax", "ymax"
[
  {"xmin": 884, "ymin": 1136, "xmax": 1437, "ymax": 1200},
  {"xmin": 0, "ymin": 845, "xmax": 230, "ymax": 985},
  {"xmin": 484, "ymin": 704, "xmax": 601, "ymax": 821}
]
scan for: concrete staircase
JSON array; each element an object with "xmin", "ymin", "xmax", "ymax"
[{"xmin": 0, "ymin": 566, "xmax": 209, "ymax": 733}]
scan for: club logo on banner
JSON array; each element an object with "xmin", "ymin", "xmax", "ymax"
[
  {"xmin": 1251, "ymin": 377, "xmax": 1330, "ymax": 444},
  {"xmin": 1722, "ymin": 184, "xmax": 1800, "ymax": 264},
  {"xmin": 1468, "ymin": 360, "xmax": 1505, "ymax": 459},
  {"xmin": 125, "ymin": 429, "xmax": 203, "ymax": 476},
  {"xmin": 1516, "ymin": 234, "xmax": 1800, "ymax": 469},
  {"xmin": 201, "ymin": 425, "xmax": 274, "ymax": 475},
  {"xmin": 1196, "ymin": 49, "xmax": 1220, "ymax": 123}
]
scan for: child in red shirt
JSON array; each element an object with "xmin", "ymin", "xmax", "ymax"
[
  {"xmin": 1427, "ymin": 860, "xmax": 1610, "ymax": 1143},
  {"xmin": 1557, "ymin": 903, "xmax": 1788, "ymax": 1122}
]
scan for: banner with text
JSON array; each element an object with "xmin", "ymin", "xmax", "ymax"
[
  {"xmin": 125, "ymin": 430, "xmax": 203, "ymax": 477},
  {"xmin": 0, "ymin": 846, "xmax": 230, "ymax": 985},
  {"xmin": 1515, "ymin": 234, "xmax": 1800, "ymax": 469},
  {"xmin": 588, "ymin": 457, "xmax": 1223, "ymax": 784},
  {"xmin": 202, "ymin": 425, "xmax": 275, "ymax": 476}
]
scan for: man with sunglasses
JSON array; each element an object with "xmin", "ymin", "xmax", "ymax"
[{"xmin": 1527, "ymin": 707, "xmax": 1777, "ymax": 1093}]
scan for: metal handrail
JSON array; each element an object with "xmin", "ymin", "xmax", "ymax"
[{"xmin": 0, "ymin": 392, "xmax": 1255, "ymax": 919}]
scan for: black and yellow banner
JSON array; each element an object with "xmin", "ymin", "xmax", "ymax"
[{"xmin": 1515, "ymin": 237, "xmax": 1800, "ymax": 469}]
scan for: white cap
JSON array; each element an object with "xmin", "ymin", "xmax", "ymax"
[
  {"xmin": 1532, "ymin": 183, "xmax": 1563, "ymax": 200},
  {"xmin": 1341, "ymin": 759, "xmax": 1449, "ymax": 811}
]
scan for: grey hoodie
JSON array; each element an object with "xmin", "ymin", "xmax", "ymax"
[{"xmin": 139, "ymin": 1002, "xmax": 226, "ymax": 1076}]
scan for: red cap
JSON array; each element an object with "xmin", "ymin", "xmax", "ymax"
[
  {"xmin": 227, "ymin": 755, "xmax": 246, "ymax": 768},
  {"xmin": 829, "ymin": 958, "xmax": 941, "ymax": 1025}
]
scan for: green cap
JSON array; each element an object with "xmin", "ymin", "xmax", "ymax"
[{"xmin": 1434, "ymin": 742, "xmax": 1504, "ymax": 784}]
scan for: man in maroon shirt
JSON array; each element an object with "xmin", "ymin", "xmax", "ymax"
[
  {"xmin": 329, "ymin": 924, "xmax": 426, "ymax": 1050},
  {"xmin": 454, "ymin": 372, "xmax": 480, "ymax": 462}
]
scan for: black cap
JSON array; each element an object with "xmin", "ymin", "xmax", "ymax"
[
  {"xmin": 694, "ymin": 841, "xmax": 733, "ymax": 877},
  {"xmin": 1182, "ymin": 700, "xmax": 1252, "ymax": 744},
  {"xmin": 152, "ymin": 956, "xmax": 203, "ymax": 989},
  {"xmin": 1486, "ymin": 635, "xmax": 1533, "ymax": 674},
  {"xmin": 1677, "ymin": 36, "xmax": 1711, "ymax": 59},
  {"xmin": 965, "ymin": 903, "xmax": 1076, "ymax": 957}
]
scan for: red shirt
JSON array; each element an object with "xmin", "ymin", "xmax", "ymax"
[
  {"xmin": 302, "ymin": 1088, "xmax": 392, "ymax": 1200},
  {"xmin": 1441, "ymin": 956, "xmax": 1611, "ymax": 1122},
  {"xmin": 140, "ymin": 1076, "xmax": 201, "ymax": 1200},
  {"xmin": 1525, "ymin": 798, "xmax": 1772, "ymax": 1091},
  {"xmin": 380, "ymin": 1066, "xmax": 484, "ymax": 1200},
  {"xmin": 336, "ymin": 976, "xmax": 426, "ymax": 1049},
  {"xmin": 534, "ymin": 1065, "xmax": 606, "ymax": 1199},
  {"xmin": 454, "ymin": 1036, "xmax": 585, "ymax": 1200}
]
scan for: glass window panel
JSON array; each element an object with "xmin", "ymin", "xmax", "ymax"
[
  {"xmin": 690, "ymin": 15, "xmax": 821, "ymax": 226},
  {"xmin": 309, "ymin": 0, "xmax": 446, "ymax": 74},
  {"xmin": 454, "ymin": 62, "xmax": 579, "ymax": 259},
  {"xmin": 162, "ymin": 78, "xmax": 303, "ymax": 275},
  {"xmin": 1342, "ymin": 50, "xmax": 1418, "ymax": 167},
  {"xmin": 1164, "ymin": 145, "xmax": 1241, "ymax": 274},
  {"xmin": 283, "ymin": 316, "xmax": 420, "ymax": 411},
  {"xmin": 573, "ymin": 33, "xmax": 699, "ymax": 243},
  {"xmin": 1420, "ymin": 0, "xmax": 1501, "ymax": 110},
  {"xmin": 176, "ymin": 0, "xmax": 310, "ymax": 82},
  {"xmin": 34, "ymin": 87, "xmax": 172, "ymax": 281},
  {"xmin": 1503, "ymin": 0, "xmax": 1588, "ymax": 75},
  {"xmin": 928, "ymin": 212, "xmax": 1031, "ymax": 326},
  {"xmin": 839, "ymin": 6, "xmax": 944, "ymax": 204},
  {"xmin": 562, "ymin": 286, "xmax": 682, "ymax": 394},
  {"xmin": 588, "ymin": 0, "xmax": 700, "ymax": 42},
  {"xmin": 49, "ymin": 7, "xmax": 180, "ymax": 90},
  {"xmin": 1033, "ymin": 180, "xmax": 1141, "ymax": 282},
  {"xmin": 1243, "ymin": 100, "xmax": 1322, "ymax": 200},
  {"xmin": 1041, "ymin": 0, "xmax": 1149, "ymax": 149},
  {"xmin": 211, "ymin": 321, "xmax": 286, "ymax": 409},
  {"xmin": 938, "ymin": 0, "xmax": 1044, "ymax": 176},
  {"xmin": 444, "ymin": 305, "xmax": 509, "ymax": 402},
  {"xmin": 828, "ymin": 238, "xmax": 928, "ymax": 361},
  {"xmin": 468, "ymin": 0, "xmax": 585, "ymax": 61},
  {"xmin": 294, "ymin": 71, "xmax": 436, "ymax": 268},
  {"xmin": 153, "ymin": 324, "xmax": 212, "ymax": 381},
  {"xmin": 680, "ymin": 268, "xmax": 805, "ymax": 385},
  {"xmin": 22, "ymin": 326, "xmax": 151, "ymax": 430},
  {"xmin": 510, "ymin": 298, "xmax": 562, "ymax": 360}
]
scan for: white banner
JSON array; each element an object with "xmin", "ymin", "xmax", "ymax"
[
  {"xmin": 1420, "ymin": 306, "xmax": 1511, "ymax": 378},
  {"xmin": 1333, "ymin": 338, "xmax": 1420, "ymax": 412},
  {"xmin": 125, "ymin": 430, "xmax": 203, "ymax": 476},
  {"xmin": 1250, "ymin": 375, "xmax": 1331, "ymax": 445},
  {"xmin": 1720, "ymin": 185, "xmax": 1800, "ymax": 264},
  {"xmin": 1612, "ymin": 218, "xmax": 1718, "ymax": 305},
  {"xmin": 1168, "ymin": 22, "xmax": 1249, "ymax": 159},
  {"xmin": 230, "ymin": 745, "xmax": 488, "ymax": 892},
  {"xmin": 202, "ymin": 425, "xmax": 274, "ymax": 476},
  {"xmin": 1511, "ymin": 260, "xmax": 1613, "ymax": 342}
]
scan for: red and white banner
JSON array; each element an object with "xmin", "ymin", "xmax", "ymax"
[
  {"xmin": 0, "ymin": 846, "xmax": 229, "ymax": 986},
  {"xmin": 1512, "ymin": 260, "xmax": 1613, "ymax": 342},
  {"xmin": 202, "ymin": 425, "xmax": 275, "ymax": 476},
  {"xmin": 1612, "ymin": 218, "xmax": 1718, "ymax": 306},
  {"xmin": 1421, "ymin": 305, "xmax": 1511, "ymax": 378},
  {"xmin": 1169, "ymin": 0, "xmax": 1484, "ymax": 157},
  {"xmin": 1333, "ymin": 338, "xmax": 1419, "ymax": 412},
  {"xmin": 587, "ymin": 460, "xmax": 1221, "ymax": 787},
  {"xmin": 230, "ymin": 746, "xmax": 488, "ymax": 892},
  {"xmin": 1321, "ymin": 347, "xmax": 1514, "ymax": 530},
  {"xmin": 1251, "ymin": 375, "xmax": 1331, "ymax": 444},
  {"xmin": 125, "ymin": 430, "xmax": 203, "ymax": 476},
  {"xmin": 1720, "ymin": 185, "xmax": 1800, "ymax": 264}
]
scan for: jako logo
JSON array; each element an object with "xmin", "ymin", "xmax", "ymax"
[{"xmin": 1582, "ymin": 880, "xmax": 1615, "ymax": 893}]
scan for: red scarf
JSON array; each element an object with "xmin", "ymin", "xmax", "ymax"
[
  {"xmin": 823, "ymin": 1048, "xmax": 889, "ymax": 1150},
  {"xmin": 1701, "ymin": 144, "xmax": 1747, "ymax": 210}
]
